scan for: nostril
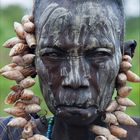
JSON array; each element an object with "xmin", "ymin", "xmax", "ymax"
[
  {"xmin": 62, "ymin": 85, "xmax": 88, "ymax": 90},
  {"xmin": 63, "ymin": 86, "xmax": 88, "ymax": 92}
]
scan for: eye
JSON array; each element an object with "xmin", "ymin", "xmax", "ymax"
[
  {"xmin": 39, "ymin": 47, "xmax": 66, "ymax": 59},
  {"xmin": 44, "ymin": 51, "xmax": 64, "ymax": 57},
  {"xmin": 85, "ymin": 48, "xmax": 112, "ymax": 58}
]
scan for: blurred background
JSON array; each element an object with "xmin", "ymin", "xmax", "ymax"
[{"xmin": 0, "ymin": 0, "xmax": 140, "ymax": 117}]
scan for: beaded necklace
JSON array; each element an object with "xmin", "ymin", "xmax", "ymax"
[{"xmin": 45, "ymin": 117, "xmax": 54, "ymax": 139}]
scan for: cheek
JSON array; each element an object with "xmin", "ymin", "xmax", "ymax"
[
  {"xmin": 43, "ymin": 60, "xmax": 67, "ymax": 90},
  {"xmin": 89, "ymin": 56, "xmax": 120, "ymax": 90},
  {"xmin": 99, "ymin": 59, "xmax": 119, "ymax": 84}
]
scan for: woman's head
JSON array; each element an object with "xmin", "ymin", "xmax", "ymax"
[{"xmin": 34, "ymin": 0, "xmax": 124, "ymax": 125}]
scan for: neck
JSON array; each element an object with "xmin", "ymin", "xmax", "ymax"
[{"xmin": 52, "ymin": 117, "xmax": 104, "ymax": 140}]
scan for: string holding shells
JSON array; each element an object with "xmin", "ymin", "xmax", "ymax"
[
  {"xmin": 0, "ymin": 14, "xmax": 45, "ymax": 140},
  {"xmin": 102, "ymin": 54, "xmax": 139, "ymax": 139}
]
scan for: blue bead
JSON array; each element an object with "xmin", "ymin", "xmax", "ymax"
[{"xmin": 45, "ymin": 117, "xmax": 54, "ymax": 139}]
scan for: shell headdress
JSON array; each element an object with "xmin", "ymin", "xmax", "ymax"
[
  {"xmin": 0, "ymin": 13, "xmax": 140, "ymax": 140},
  {"xmin": 1, "ymin": 15, "xmax": 49, "ymax": 140}
]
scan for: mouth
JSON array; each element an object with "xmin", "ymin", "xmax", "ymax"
[{"xmin": 55, "ymin": 105, "xmax": 100, "ymax": 125}]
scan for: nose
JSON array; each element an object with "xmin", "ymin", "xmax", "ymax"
[{"xmin": 61, "ymin": 57, "xmax": 90, "ymax": 89}]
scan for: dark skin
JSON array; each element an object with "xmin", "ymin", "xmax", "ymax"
[{"xmin": 34, "ymin": 0, "xmax": 139, "ymax": 139}]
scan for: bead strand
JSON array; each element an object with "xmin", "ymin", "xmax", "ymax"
[{"xmin": 46, "ymin": 117, "xmax": 54, "ymax": 139}]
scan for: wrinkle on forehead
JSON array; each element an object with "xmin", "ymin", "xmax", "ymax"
[{"xmin": 38, "ymin": 1, "xmax": 121, "ymax": 50}]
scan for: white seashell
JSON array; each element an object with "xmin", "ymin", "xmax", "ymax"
[
  {"xmin": 9, "ymin": 43, "xmax": 28, "ymax": 57},
  {"xmin": 19, "ymin": 77, "xmax": 35, "ymax": 88},
  {"xmin": 122, "ymin": 55, "xmax": 132, "ymax": 63},
  {"xmin": 0, "ymin": 63, "xmax": 17, "ymax": 74},
  {"xmin": 120, "ymin": 61, "xmax": 132, "ymax": 72},
  {"xmin": 7, "ymin": 117, "xmax": 27, "ymax": 128},
  {"xmin": 23, "ymin": 54, "xmax": 35, "ymax": 65},
  {"xmin": 27, "ymin": 134, "xmax": 49, "ymax": 140},
  {"xmin": 95, "ymin": 136, "xmax": 107, "ymax": 140},
  {"xmin": 116, "ymin": 97, "xmax": 136, "ymax": 107},
  {"xmin": 10, "ymin": 84, "xmax": 23, "ymax": 92},
  {"xmin": 117, "ymin": 73, "xmax": 127, "ymax": 86},
  {"xmin": 109, "ymin": 125, "xmax": 127, "ymax": 138},
  {"xmin": 14, "ymin": 22, "xmax": 25, "ymax": 39},
  {"xmin": 2, "ymin": 70, "xmax": 24, "ymax": 82},
  {"xmin": 103, "ymin": 113, "xmax": 118, "ymax": 125},
  {"xmin": 25, "ymin": 33, "xmax": 36, "ymax": 48},
  {"xmin": 106, "ymin": 100, "xmax": 118, "ymax": 112},
  {"xmin": 20, "ymin": 67, "xmax": 36, "ymax": 77},
  {"xmin": 12, "ymin": 55, "xmax": 25, "ymax": 66},
  {"xmin": 21, "ymin": 15, "xmax": 33, "ymax": 24},
  {"xmin": 2, "ymin": 37, "xmax": 25, "ymax": 48},
  {"xmin": 25, "ymin": 104, "xmax": 41, "ymax": 113},
  {"xmin": 22, "ymin": 122, "xmax": 33, "ymax": 139},
  {"xmin": 114, "ymin": 111, "xmax": 137, "ymax": 126},
  {"xmin": 4, "ymin": 107, "xmax": 27, "ymax": 118},
  {"xmin": 91, "ymin": 125, "xmax": 111, "ymax": 138},
  {"xmin": 5, "ymin": 91, "xmax": 21, "ymax": 104},
  {"xmin": 108, "ymin": 135, "xmax": 120, "ymax": 140},
  {"xmin": 14, "ymin": 101, "xmax": 27, "ymax": 110},
  {"xmin": 117, "ymin": 86, "xmax": 132, "ymax": 98},
  {"xmin": 116, "ymin": 105, "xmax": 127, "ymax": 112},
  {"xmin": 23, "ymin": 22, "xmax": 35, "ymax": 33},
  {"xmin": 21, "ymin": 96, "xmax": 41, "ymax": 105},
  {"xmin": 20, "ymin": 89, "xmax": 34, "ymax": 100},
  {"xmin": 125, "ymin": 70, "xmax": 140, "ymax": 82}
]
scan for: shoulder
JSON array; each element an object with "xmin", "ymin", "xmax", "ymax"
[
  {"xmin": 0, "ymin": 116, "xmax": 22, "ymax": 140},
  {"xmin": 0, "ymin": 116, "xmax": 12, "ymax": 140},
  {"xmin": 121, "ymin": 117, "xmax": 140, "ymax": 140}
]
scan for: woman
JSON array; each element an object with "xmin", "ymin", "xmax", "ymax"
[{"xmin": 0, "ymin": 0, "xmax": 140, "ymax": 139}]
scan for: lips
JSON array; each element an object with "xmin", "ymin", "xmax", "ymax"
[{"xmin": 55, "ymin": 105, "xmax": 99, "ymax": 125}]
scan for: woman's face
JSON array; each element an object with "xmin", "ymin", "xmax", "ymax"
[{"xmin": 35, "ymin": 1, "xmax": 122, "ymax": 125}]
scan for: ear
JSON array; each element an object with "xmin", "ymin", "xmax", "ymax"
[{"xmin": 123, "ymin": 40, "xmax": 137, "ymax": 58}]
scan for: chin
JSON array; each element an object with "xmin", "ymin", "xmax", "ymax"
[{"xmin": 54, "ymin": 106, "xmax": 100, "ymax": 125}]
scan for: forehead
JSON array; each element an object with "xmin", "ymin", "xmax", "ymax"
[{"xmin": 37, "ymin": 1, "xmax": 121, "ymax": 51}]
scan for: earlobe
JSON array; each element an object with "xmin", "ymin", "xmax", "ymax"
[{"xmin": 123, "ymin": 40, "xmax": 137, "ymax": 57}]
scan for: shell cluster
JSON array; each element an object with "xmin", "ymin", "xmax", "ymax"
[
  {"xmin": 0, "ymin": 15, "xmax": 49, "ymax": 140},
  {"xmin": 91, "ymin": 55, "xmax": 140, "ymax": 140}
]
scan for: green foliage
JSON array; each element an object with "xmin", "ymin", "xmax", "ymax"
[
  {"xmin": 0, "ymin": 6, "xmax": 139, "ymax": 117},
  {"xmin": 0, "ymin": 5, "xmax": 24, "ymax": 66},
  {"xmin": 125, "ymin": 17, "xmax": 140, "ymax": 116}
]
